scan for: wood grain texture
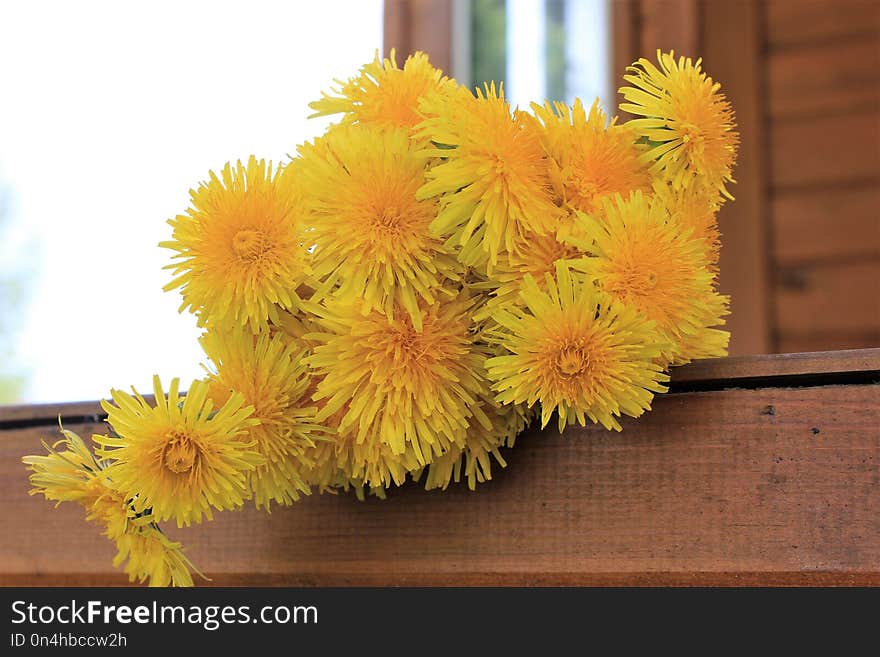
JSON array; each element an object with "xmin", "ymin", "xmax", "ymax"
[
  {"xmin": 669, "ymin": 348, "xmax": 880, "ymax": 385},
  {"xmin": 768, "ymin": 39, "xmax": 880, "ymax": 120},
  {"xmin": 766, "ymin": 0, "xmax": 880, "ymax": 49},
  {"xmin": 778, "ymin": 333, "xmax": 880, "ymax": 354},
  {"xmin": 638, "ymin": 0, "xmax": 700, "ymax": 56},
  {"xmin": 770, "ymin": 111, "xmax": 880, "ymax": 189},
  {"xmin": 772, "ymin": 185, "xmax": 880, "ymax": 264},
  {"xmin": 2, "ymin": 374, "xmax": 879, "ymax": 586},
  {"xmin": 704, "ymin": 0, "xmax": 772, "ymax": 356},
  {"xmin": 383, "ymin": 0, "xmax": 452, "ymax": 73},
  {"xmin": 775, "ymin": 260, "xmax": 880, "ymax": 334}
]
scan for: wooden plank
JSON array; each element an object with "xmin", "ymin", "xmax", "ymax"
[
  {"xmin": 772, "ymin": 186, "xmax": 880, "ymax": 264},
  {"xmin": 669, "ymin": 348, "xmax": 880, "ymax": 386},
  {"xmin": 768, "ymin": 39, "xmax": 880, "ymax": 120},
  {"xmin": 383, "ymin": 0, "xmax": 452, "ymax": 73},
  {"xmin": 0, "ymin": 396, "xmax": 155, "ymax": 424},
  {"xmin": 703, "ymin": 0, "xmax": 772, "ymax": 355},
  {"xmin": 770, "ymin": 111, "xmax": 880, "ymax": 189},
  {"xmin": 5, "ymin": 352, "xmax": 879, "ymax": 425},
  {"xmin": 766, "ymin": 0, "xmax": 880, "ymax": 50},
  {"xmin": 776, "ymin": 260, "xmax": 880, "ymax": 334},
  {"xmin": 638, "ymin": 0, "xmax": 700, "ymax": 56},
  {"xmin": 0, "ymin": 400, "xmax": 104, "ymax": 424},
  {"xmin": 779, "ymin": 333, "xmax": 880, "ymax": 354},
  {"xmin": 2, "ymin": 383, "xmax": 878, "ymax": 585}
]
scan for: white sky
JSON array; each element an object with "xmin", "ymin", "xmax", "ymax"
[{"xmin": 0, "ymin": 0, "xmax": 383, "ymax": 403}]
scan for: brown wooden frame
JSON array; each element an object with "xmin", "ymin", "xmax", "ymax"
[{"xmin": 2, "ymin": 349, "xmax": 878, "ymax": 586}]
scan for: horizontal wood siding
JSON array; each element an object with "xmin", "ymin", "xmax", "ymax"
[
  {"xmin": 765, "ymin": 0, "xmax": 880, "ymax": 352},
  {"xmin": 765, "ymin": 0, "xmax": 880, "ymax": 49},
  {"xmin": 772, "ymin": 186, "xmax": 880, "ymax": 264},
  {"xmin": 776, "ymin": 261, "xmax": 880, "ymax": 334},
  {"xmin": 767, "ymin": 39, "xmax": 880, "ymax": 120}
]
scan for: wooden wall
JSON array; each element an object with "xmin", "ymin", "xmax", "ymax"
[
  {"xmin": 764, "ymin": 0, "xmax": 880, "ymax": 353},
  {"xmin": 384, "ymin": 0, "xmax": 880, "ymax": 355}
]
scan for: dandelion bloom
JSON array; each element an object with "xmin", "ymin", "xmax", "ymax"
[
  {"xmin": 620, "ymin": 50, "xmax": 738, "ymax": 199},
  {"xmin": 476, "ymin": 229, "xmax": 582, "ymax": 323},
  {"xmin": 533, "ymin": 98, "xmax": 650, "ymax": 228},
  {"xmin": 486, "ymin": 263, "xmax": 668, "ymax": 432},
  {"xmin": 416, "ymin": 84, "xmax": 561, "ymax": 269},
  {"xmin": 654, "ymin": 180, "xmax": 722, "ymax": 269},
  {"xmin": 309, "ymin": 50, "xmax": 457, "ymax": 131},
  {"xmin": 297, "ymin": 124, "xmax": 458, "ymax": 329},
  {"xmin": 423, "ymin": 389, "xmax": 528, "ymax": 491},
  {"xmin": 202, "ymin": 327, "xmax": 322, "ymax": 509},
  {"xmin": 306, "ymin": 294, "xmax": 490, "ymax": 487},
  {"xmin": 162, "ymin": 156, "xmax": 311, "ymax": 332},
  {"xmin": 573, "ymin": 191, "xmax": 729, "ymax": 365},
  {"xmin": 23, "ymin": 428, "xmax": 196, "ymax": 586},
  {"xmin": 94, "ymin": 376, "xmax": 263, "ymax": 527}
]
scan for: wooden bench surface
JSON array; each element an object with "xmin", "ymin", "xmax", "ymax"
[{"xmin": 1, "ymin": 349, "xmax": 878, "ymax": 586}]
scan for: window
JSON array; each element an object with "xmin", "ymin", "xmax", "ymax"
[{"xmin": 463, "ymin": 0, "xmax": 611, "ymax": 110}]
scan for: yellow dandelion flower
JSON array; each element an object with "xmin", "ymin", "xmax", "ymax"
[
  {"xmin": 305, "ymin": 294, "xmax": 491, "ymax": 487},
  {"xmin": 296, "ymin": 124, "xmax": 459, "ymax": 329},
  {"xmin": 23, "ymin": 426, "xmax": 106, "ymax": 506},
  {"xmin": 423, "ymin": 391, "xmax": 528, "ymax": 491},
  {"xmin": 94, "ymin": 376, "xmax": 263, "ymax": 527},
  {"xmin": 620, "ymin": 50, "xmax": 739, "ymax": 199},
  {"xmin": 201, "ymin": 327, "xmax": 323, "ymax": 510},
  {"xmin": 23, "ymin": 428, "xmax": 197, "ymax": 586},
  {"xmin": 305, "ymin": 413, "xmax": 419, "ymax": 491},
  {"xmin": 162, "ymin": 156, "xmax": 311, "ymax": 332},
  {"xmin": 309, "ymin": 50, "xmax": 457, "ymax": 131},
  {"xmin": 416, "ymin": 83, "xmax": 561, "ymax": 268},
  {"xmin": 572, "ymin": 191, "xmax": 729, "ymax": 365},
  {"xmin": 475, "ymin": 229, "xmax": 582, "ymax": 322},
  {"xmin": 299, "ymin": 370, "xmax": 420, "ymax": 492},
  {"xmin": 654, "ymin": 181, "xmax": 722, "ymax": 268},
  {"xmin": 486, "ymin": 263, "xmax": 668, "ymax": 432},
  {"xmin": 533, "ymin": 98, "xmax": 650, "ymax": 226},
  {"xmin": 112, "ymin": 528, "xmax": 197, "ymax": 588},
  {"xmin": 85, "ymin": 479, "xmax": 198, "ymax": 587}
]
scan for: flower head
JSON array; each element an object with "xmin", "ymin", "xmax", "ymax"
[
  {"xmin": 309, "ymin": 50, "xmax": 457, "ymax": 131},
  {"xmin": 475, "ymin": 229, "xmax": 582, "ymax": 323},
  {"xmin": 23, "ymin": 427, "xmax": 197, "ymax": 586},
  {"xmin": 305, "ymin": 293, "xmax": 489, "ymax": 488},
  {"xmin": 572, "ymin": 191, "xmax": 729, "ymax": 365},
  {"xmin": 620, "ymin": 50, "xmax": 738, "ymax": 199},
  {"xmin": 94, "ymin": 376, "xmax": 263, "ymax": 527},
  {"xmin": 112, "ymin": 526, "xmax": 197, "ymax": 587},
  {"xmin": 23, "ymin": 426, "xmax": 105, "ymax": 506},
  {"xmin": 416, "ymin": 84, "xmax": 561, "ymax": 269},
  {"xmin": 423, "ymin": 389, "xmax": 528, "ymax": 491},
  {"xmin": 533, "ymin": 98, "xmax": 650, "ymax": 228},
  {"xmin": 486, "ymin": 263, "xmax": 668, "ymax": 431},
  {"xmin": 201, "ymin": 327, "xmax": 322, "ymax": 509},
  {"xmin": 296, "ymin": 124, "xmax": 459, "ymax": 329},
  {"xmin": 162, "ymin": 156, "xmax": 311, "ymax": 332},
  {"xmin": 654, "ymin": 180, "xmax": 722, "ymax": 268}
]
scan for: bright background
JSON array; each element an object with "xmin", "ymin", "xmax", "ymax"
[{"xmin": 0, "ymin": 0, "xmax": 384, "ymax": 403}]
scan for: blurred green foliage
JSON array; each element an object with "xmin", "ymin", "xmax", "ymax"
[
  {"xmin": 471, "ymin": 0, "xmax": 506, "ymax": 93},
  {"xmin": 0, "ymin": 189, "xmax": 26, "ymax": 403},
  {"xmin": 545, "ymin": 0, "xmax": 566, "ymax": 103},
  {"xmin": 470, "ymin": 0, "xmax": 568, "ymax": 102}
]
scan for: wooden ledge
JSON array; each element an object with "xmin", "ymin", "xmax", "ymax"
[{"xmin": 1, "ymin": 349, "xmax": 879, "ymax": 586}]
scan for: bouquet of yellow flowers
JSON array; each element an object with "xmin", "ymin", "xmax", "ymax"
[{"xmin": 23, "ymin": 50, "xmax": 738, "ymax": 586}]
